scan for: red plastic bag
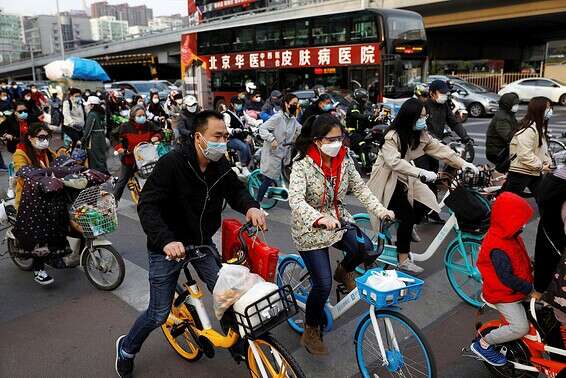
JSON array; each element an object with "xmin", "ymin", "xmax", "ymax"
[{"xmin": 222, "ymin": 219, "xmax": 279, "ymax": 282}]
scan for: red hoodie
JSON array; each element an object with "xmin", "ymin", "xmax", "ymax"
[{"xmin": 477, "ymin": 192, "xmax": 534, "ymax": 304}]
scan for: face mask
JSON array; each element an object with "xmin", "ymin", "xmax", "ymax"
[
  {"xmin": 84, "ymin": 92, "xmax": 90, "ymax": 97},
  {"xmin": 24, "ymin": 96, "xmax": 31, "ymax": 101},
  {"xmin": 126, "ymin": 98, "xmax": 133, "ymax": 104},
  {"xmin": 137, "ymin": 101, "xmax": 144, "ymax": 106},
  {"xmin": 544, "ymin": 108, "xmax": 553, "ymax": 120},
  {"xmin": 32, "ymin": 138, "xmax": 49, "ymax": 150},
  {"xmin": 436, "ymin": 94, "xmax": 447, "ymax": 104},
  {"xmin": 16, "ymin": 111, "xmax": 28, "ymax": 120},
  {"xmin": 187, "ymin": 105, "xmax": 197, "ymax": 113},
  {"xmin": 235, "ymin": 104, "xmax": 243, "ymax": 112},
  {"xmin": 322, "ymin": 103, "xmax": 333, "ymax": 112},
  {"xmin": 135, "ymin": 115, "xmax": 146, "ymax": 124},
  {"xmin": 0, "ymin": 96, "xmax": 7, "ymax": 101},
  {"xmin": 175, "ymin": 99, "xmax": 183, "ymax": 105},
  {"xmin": 12, "ymin": 85, "xmax": 17, "ymax": 89},
  {"xmin": 414, "ymin": 117, "xmax": 427, "ymax": 131},
  {"xmin": 197, "ymin": 133, "xmax": 227, "ymax": 162},
  {"xmin": 96, "ymin": 92, "xmax": 101, "ymax": 97},
  {"xmin": 288, "ymin": 104, "xmax": 298, "ymax": 115},
  {"xmin": 31, "ymin": 88, "xmax": 37, "ymax": 93},
  {"xmin": 253, "ymin": 97, "xmax": 261, "ymax": 103},
  {"xmin": 320, "ymin": 140, "xmax": 342, "ymax": 157},
  {"xmin": 511, "ymin": 104, "xmax": 519, "ymax": 113},
  {"xmin": 152, "ymin": 98, "xmax": 159, "ymax": 104}
]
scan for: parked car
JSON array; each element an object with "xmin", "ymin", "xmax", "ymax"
[
  {"xmin": 498, "ymin": 78, "xmax": 566, "ymax": 106},
  {"xmin": 110, "ymin": 80, "xmax": 170, "ymax": 101},
  {"xmin": 428, "ymin": 75, "xmax": 499, "ymax": 117}
]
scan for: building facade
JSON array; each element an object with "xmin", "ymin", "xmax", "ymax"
[
  {"xmin": 90, "ymin": 16, "xmax": 129, "ymax": 41},
  {"xmin": 91, "ymin": 2, "xmax": 153, "ymax": 26},
  {"xmin": 148, "ymin": 15, "xmax": 183, "ymax": 31},
  {"xmin": 0, "ymin": 10, "xmax": 24, "ymax": 64}
]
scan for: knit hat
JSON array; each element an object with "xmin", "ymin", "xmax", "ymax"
[{"xmin": 129, "ymin": 104, "xmax": 145, "ymax": 119}]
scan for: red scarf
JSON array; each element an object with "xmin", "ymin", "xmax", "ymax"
[{"xmin": 307, "ymin": 144, "xmax": 347, "ymax": 219}]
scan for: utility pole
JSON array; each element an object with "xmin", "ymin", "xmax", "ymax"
[{"xmin": 56, "ymin": 0, "xmax": 65, "ymax": 60}]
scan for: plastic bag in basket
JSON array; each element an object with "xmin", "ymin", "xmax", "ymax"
[
  {"xmin": 365, "ymin": 270, "xmax": 408, "ymax": 303},
  {"xmin": 213, "ymin": 264, "xmax": 264, "ymax": 320},
  {"xmin": 72, "ymin": 189, "xmax": 117, "ymax": 237}
]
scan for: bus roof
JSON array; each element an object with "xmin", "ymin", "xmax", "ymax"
[{"xmin": 185, "ymin": 5, "xmax": 422, "ymax": 34}]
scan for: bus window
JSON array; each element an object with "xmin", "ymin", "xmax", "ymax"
[
  {"xmin": 256, "ymin": 23, "xmax": 282, "ymax": 50},
  {"xmin": 233, "ymin": 27, "xmax": 255, "ymax": 52},
  {"xmin": 387, "ymin": 15, "xmax": 426, "ymax": 41},
  {"xmin": 206, "ymin": 31, "xmax": 233, "ymax": 55},
  {"xmin": 282, "ymin": 20, "xmax": 309, "ymax": 48},
  {"xmin": 312, "ymin": 15, "xmax": 348, "ymax": 45},
  {"xmin": 351, "ymin": 14, "xmax": 378, "ymax": 42}
]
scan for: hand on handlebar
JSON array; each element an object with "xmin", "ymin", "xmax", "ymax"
[
  {"xmin": 315, "ymin": 216, "xmax": 341, "ymax": 230},
  {"xmin": 164, "ymin": 241, "xmax": 186, "ymax": 261},
  {"xmin": 462, "ymin": 161, "xmax": 479, "ymax": 174},
  {"xmin": 419, "ymin": 169, "xmax": 438, "ymax": 183},
  {"xmin": 377, "ymin": 208, "xmax": 395, "ymax": 221}
]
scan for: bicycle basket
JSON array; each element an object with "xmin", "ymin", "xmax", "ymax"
[
  {"xmin": 458, "ymin": 169, "xmax": 493, "ymax": 188},
  {"xmin": 445, "ymin": 186, "xmax": 491, "ymax": 234},
  {"xmin": 356, "ymin": 269, "xmax": 423, "ymax": 308},
  {"xmin": 71, "ymin": 186, "xmax": 118, "ymax": 238},
  {"xmin": 233, "ymin": 285, "xmax": 298, "ymax": 339},
  {"xmin": 138, "ymin": 161, "xmax": 157, "ymax": 179}
]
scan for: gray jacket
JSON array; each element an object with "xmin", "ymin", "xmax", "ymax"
[{"xmin": 258, "ymin": 111, "xmax": 301, "ymax": 180}]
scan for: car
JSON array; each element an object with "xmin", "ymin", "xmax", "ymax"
[
  {"xmin": 498, "ymin": 78, "xmax": 566, "ymax": 106},
  {"xmin": 292, "ymin": 90, "xmax": 352, "ymax": 110},
  {"xmin": 110, "ymin": 80, "xmax": 171, "ymax": 101},
  {"xmin": 427, "ymin": 75, "xmax": 500, "ymax": 117}
]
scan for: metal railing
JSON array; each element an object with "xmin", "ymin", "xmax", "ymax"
[{"xmin": 452, "ymin": 71, "xmax": 542, "ymax": 92}]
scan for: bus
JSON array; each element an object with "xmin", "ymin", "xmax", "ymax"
[{"xmin": 180, "ymin": 5, "xmax": 427, "ymax": 108}]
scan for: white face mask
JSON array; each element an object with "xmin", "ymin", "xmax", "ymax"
[
  {"xmin": 320, "ymin": 141, "xmax": 342, "ymax": 157},
  {"xmin": 187, "ymin": 105, "xmax": 197, "ymax": 113},
  {"xmin": 152, "ymin": 98, "xmax": 159, "ymax": 104},
  {"xmin": 32, "ymin": 138, "xmax": 49, "ymax": 150},
  {"xmin": 511, "ymin": 104, "xmax": 519, "ymax": 113},
  {"xmin": 436, "ymin": 94, "xmax": 447, "ymax": 104}
]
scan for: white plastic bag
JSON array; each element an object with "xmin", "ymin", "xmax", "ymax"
[
  {"xmin": 213, "ymin": 264, "xmax": 264, "ymax": 320},
  {"xmin": 365, "ymin": 270, "xmax": 411, "ymax": 302},
  {"xmin": 44, "ymin": 60, "xmax": 74, "ymax": 80}
]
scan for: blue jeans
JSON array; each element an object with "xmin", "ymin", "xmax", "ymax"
[
  {"xmin": 299, "ymin": 227, "xmax": 373, "ymax": 327},
  {"xmin": 228, "ymin": 138, "xmax": 251, "ymax": 166},
  {"xmin": 122, "ymin": 248, "xmax": 221, "ymax": 355}
]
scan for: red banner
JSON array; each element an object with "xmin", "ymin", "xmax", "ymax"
[{"xmin": 202, "ymin": 43, "xmax": 380, "ymax": 71}]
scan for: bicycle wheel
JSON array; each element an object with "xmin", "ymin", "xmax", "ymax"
[
  {"xmin": 444, "ymin": 238, "xmax": 483, "ymax": 308},
  {"xmin": 8, "ymin": 238, "xmax": 34, "ymax": 271},
  {"xmin": 81, "ymin": 245, "xmax": 125, "ymax": 291},
  {"xmin": 247, "ymin": 334, "xmax": 306, "ymax": 378},
  {"xmin": 247, "ymin": 169, "xmax": 277, "ymax": 210},
  {"xmin": 355, "ymin": 309, "xmax": 436, "ymax": 378},
  {"xmin": 276, "ymin": 256, "xmax": 311, "ymax": 334},
  {"xmin": 549, "ymin": 139, "xmax": 566, "ymax": 166},
  {"xmin": 161, "ymin": 286, "xmax": 203, "ymax": 362}
]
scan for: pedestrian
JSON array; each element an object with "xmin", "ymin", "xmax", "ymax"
[
  {"xmin": 80, "ymin": 96, "xmax": 109, "ymax": 174},
  {"xmin": 62, "ymin": 88, "xmax": 86, "ymax": 147},
  {"xmin": 164, "ymin": 90, "xmax": 183, "ymax": 117},
  {"xmin": 246, "ymin": 92, "xmax": 264, "ymax": 113},
  {"xmin": 0, "ymin": 88, "xmax": 12, "ymax": 112},
  {"xmin": 114, "ymin": 110, "xmax": 266, "ymax": 377},
  {"xmin": 29, "ymin": 84, "xmax": 48, "ymax": 110},
  {"xmin": 1, "ymin": 100, "xmax": 30, "ymax": 154},
  {"xmin": 21, "ymin": 89, "xmax": 41, "ymax": 122},
  {"xmin": 8, "ymin": 81, "xmax": 21, "ymax": 101},
  {"xmin": 366, "ymin": 98, "xmax": 478, "ymax": 273},
  {"xmin": 299, "ymin": 93, "xmax": 334, "ymax": 124},
  {"xmin": 48, "ymin": 92, "xmax": 63, "ymax": 132},
  {"xmin": 172, "ymin": 95, "xmax": 199, "ymax": 142},
  {"xmin": 260, "ymin": 89, "xmax": 282, "ymax": 120},
  {"xmin": 288, "ymin": 113, "xmax": 394, "ymax": 355},
  {"xmin": 112, "ymin": 105, "xmax": 161, "ymax": 203},
  {"xmin": 146, "ymin": 91, "xmax": 167, "ymax": 123},
  {"xmin": 471, "ymin": 192, "xmax": 534, "ymax": 367},
  {"xmin": 502, "ymin": 96, "xmax": 552, "ymax": 196},
  {"xmin": 485, "ymin": 93, "xmax": 520, "ymax": 170},
  {"xmin": 257, "ymin": 93, "xmax": 301, "ymax": 203},
  {"xmin": 222, "ymin": 96, "xmax": 252, "ymax": 169}
]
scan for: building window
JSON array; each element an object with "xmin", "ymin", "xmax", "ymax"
[{"xmin": 282, "ymin": 20, "xmax": 309, "ymax": 48}]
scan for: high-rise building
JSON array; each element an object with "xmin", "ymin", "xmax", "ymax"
[
  {"xmin": 91, "ymin": 2, "xmax": 153, "ymax": 27},
  {"xmin": 148, "ymin": 15, "xmax": 183, "ymax": 32},
  {"xmin": 90, "ymin": 16, "xmax": 129, "ymax": 41},
  {"xmin": 127, "ymin": 5, "xmax": 153, "ymax": 27},
  {"xmin": 0, "ymin": 10, "xmax": 25, "ymax": 64}
]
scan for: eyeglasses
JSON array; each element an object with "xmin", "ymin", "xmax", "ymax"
[
  {"xmin": 35, "ymin": 135, "xmax": 51, "ymax": 142},
  {"xmin": 321, "ymin": 135, "xmax": 345, "ymax": 143}
]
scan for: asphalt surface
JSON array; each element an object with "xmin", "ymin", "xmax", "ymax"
[{"xmin": 1, "ymin": 104, "xmax": 566, "ymax": 378}]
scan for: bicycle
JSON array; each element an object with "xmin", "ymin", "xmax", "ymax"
[
  {"xmin": 277, "ymin": 222, "xmax": 436, "ymax": 377},
  {"xmin": 161, "ymin": 228, "xmax": 306, "ymax": 378},
  {"xmin": 352, "ymin": 170, "xmax": 496, "ymax": 308}
]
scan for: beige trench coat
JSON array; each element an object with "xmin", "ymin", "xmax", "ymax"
[{"xmin": 367, "ymin": 130, "xmax": 466, "ymax": 228}]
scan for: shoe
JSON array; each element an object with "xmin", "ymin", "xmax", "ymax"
[
  {"xmin": 426, "ymin": 212, "xmax": 445, "ymax": 224},
  {"xmin": 33, "ymin": 270, "xmax": 54, "ymax": 285},
  {"xmin": 300, "ymin": 325, "xmax": 328, "ymax": 355},
  {"xmin": 333, "ymin": 264, "xmax": 356, "ymax": 292},
  {"xmin": 115, "ymin": 335, "xmax": 134, "ymax": 377},
  {"xmin": 411, "ymin": 225, "xmax": 421, "ymax": 242},
  {"xmin": 398, "ymin": 258, "xmax": 424, "ymax": 274},
  {"xmin": 470, "ymin": 340, "xmax": 507, "ymax": 367}
]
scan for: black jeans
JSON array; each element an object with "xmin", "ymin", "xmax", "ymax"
[
  {"xmin": 113, "ymin": 164, "xmax": 136, "ymax": 202},
  {"xmin": 122, "ymin": 248, "xmax": 221, "ymax": 355},
  {"xmin": 387, "ymin": 182, "xmax": 417, "ymax": 255},
  {"xmin": 32, "ymin": 256, "xmax": 47, "ymax": 271},
  {"xmin": 502, "ymin": 171, "xmax": 542, "ymax": 197},
  {"xmin": 63, "ymin": 125, "xmax": 83, "ymax": 147},
  {"xmin": 256, "ymin": 176, "xmax": 277, "ymax": 203},
  {"xmin": 299, "ymin": 227, "xmax": 373, "ymax": 327}
]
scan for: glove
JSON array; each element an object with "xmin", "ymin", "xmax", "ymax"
[
  {"xmin": 377, "ymin": 207, "xmax": 395, "ymax": 221},
  {"xmin": 419, "ymin": 170, "xmax": 438, "ymax": 183},
  {"xmin": 462, "ymin": 161, "xmax": 479, "ymax": 174}
]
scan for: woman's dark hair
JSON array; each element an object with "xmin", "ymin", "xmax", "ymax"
[
  {"xmin": 24, "ymin": 122, "xmax": 52, "ymax": 168},
  {"xmin": 294, "ymin": 113, "xmax": 342, "ymax": 160},
  {"xmin": 386, "ymin": 98, "xmax": 424, "ymax": 158},
  {"xmin": 281, "ymin": 93, "xmax": 298, "ymax": 112},
  {"xmin": 518, "ymin": 96, "xmax": 550, "ymax": 147},
  {"xmin": 90, "ymin": 103, "xmax": 105, "ymax": 115}
]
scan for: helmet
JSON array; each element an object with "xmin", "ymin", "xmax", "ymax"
[
  {"xmin": 245, "ymin": 81, "xmax": 256, "ymax": 94},
  {"xmin": 182, "ymin": 95, "xmax": 197, "ymax": 107},
  {"xmin": 353, "ymin": 88, "xmax": 369, "ymax": 103},
  {"xmin": 313, "ymin": 84, "xmax": 326, "ymax": 98},
  {"xmin": 414, "ymin": 83, "xmax": 429, "ymax": 98}
]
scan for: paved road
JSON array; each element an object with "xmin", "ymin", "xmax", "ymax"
[{"xmin": 1, "ymin": 106, "xmax": 565, "ymax": 378}]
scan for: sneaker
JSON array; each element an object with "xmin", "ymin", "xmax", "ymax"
[
  {"xmin": 470, "ymin": 340, "xmax": 507, "ymax": 366},
  {"xmin": 115, "ymin": 335, "xmax": 134, "ymax": 378},
  {"xmin": 398, "ymin": 258, "xmax": 424, "ymax": 274},
  {"xmin": 33, "ymin": 270, "xmax": 54, "ymax": 285},
  {"xmin": 411, "ymin": 225, "xmax": 421, "ymax": 242}
]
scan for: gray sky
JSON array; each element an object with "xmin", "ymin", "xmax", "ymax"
[{"xmin": 0, "ymin": 0, "xmax": 188, "ymax": 17}]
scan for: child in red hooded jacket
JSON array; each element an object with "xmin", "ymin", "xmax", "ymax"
[{"xmin": 471, "ymin": 192, "xmax": 535, "ymax": 366}]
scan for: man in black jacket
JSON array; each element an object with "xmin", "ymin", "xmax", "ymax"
[
  {"xmin": 300, "ymin": 93, "xmax": 333, "ymax": 124},
  {"xmin": 485, "ymin": 93, "xmax": 519, "ymax": 166},
  {"xmin": 115, "ymin": 110, "xmax": 266, "ymax": 377}
]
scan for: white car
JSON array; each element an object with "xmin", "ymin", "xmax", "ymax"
[{"xmin": 498, "ymin": 78, "xmax": 566, "ymax": 106}]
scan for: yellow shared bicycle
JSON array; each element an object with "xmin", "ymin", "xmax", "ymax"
[{"xmin": 161, "ymin": 244, "xmax": 305, "ymax": 378}]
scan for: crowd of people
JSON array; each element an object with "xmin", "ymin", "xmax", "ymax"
[{"xmin": 1, "ymin": 77, "xmax": 565, "ymax": 376}]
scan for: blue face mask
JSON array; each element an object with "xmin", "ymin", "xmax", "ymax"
[
  {"xmin": 135, "ymin": 115, "xmax": 146, "ymax": 124},
  {"xmin": 322, "ymin": 103, "xmax": 333, "ymax": 112},
  {"xmin": 414, "ymin": 117, "xmax": 427, "ymax": 130},
  {"xmin": 16, "ymin": 111, "xmax": 28, "ymax": 120},
  {"xmin": 235, "ymin": 104, "xmax": 243, "ymax": 112}
]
